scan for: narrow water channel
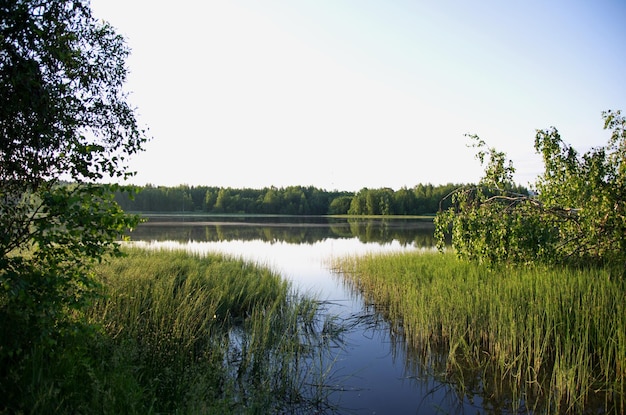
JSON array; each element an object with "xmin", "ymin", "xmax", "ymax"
[{"xmin": 127, "ymin": 216, "xmax": 481, "ymax": 414}]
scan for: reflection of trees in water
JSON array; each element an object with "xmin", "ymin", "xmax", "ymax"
[
  {"xmin": 128, "ymin": 218, "xmax": 438, "ymax": 247},
  {"xmin": 346, "ymin": 219, "xmax": 436, "ymax": 247}
]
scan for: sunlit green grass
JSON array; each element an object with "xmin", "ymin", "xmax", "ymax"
[
  {"xmin": 334, "ymin": 251, "xmax": 625, "ymax": 414},
  {"xmin": 9, "ymin": 248, "xmax": 340, "ymax": 414}
]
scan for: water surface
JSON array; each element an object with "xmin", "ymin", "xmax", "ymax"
[{"xmin": 127, "ymin": 215, "xmax": 480, "ymax": 414}]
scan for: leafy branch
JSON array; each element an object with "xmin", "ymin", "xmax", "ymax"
[{"xmin": 436, "ymin": 111, "xmax": 626, "ymax": 268}]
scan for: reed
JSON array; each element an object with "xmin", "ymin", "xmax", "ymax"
[
  {"xmin": 12, "ymin": 247, "xmax": 341, "ymax": 414},
  {"xmin": 89, "ymin": 247, "xmax": 346, "ymax": 414},
  {"xmin": 334, "ymin": 251, "xmax": 626, "ymax": 414}
]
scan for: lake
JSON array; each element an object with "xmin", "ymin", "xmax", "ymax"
[{"xmin": 126, "ymin": 215, "xmax": 482, "ymax": 414}]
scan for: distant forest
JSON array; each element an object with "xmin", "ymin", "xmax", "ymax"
[{"xmin": 114, "ymin": 183, "xmax": 529, "ymax": 216}]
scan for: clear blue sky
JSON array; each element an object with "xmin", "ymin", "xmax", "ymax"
[{"xmin": 91, "ymin": 0, "xmax": 626, "ymax": 191}]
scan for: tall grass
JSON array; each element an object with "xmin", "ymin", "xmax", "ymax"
[
  {"xmin": 334, "ymin": 251, "xmax": 625, "ymax": 414},
  {"xmin": 9, "ymin": 248, "xmax": 342, "ymax": 414}
]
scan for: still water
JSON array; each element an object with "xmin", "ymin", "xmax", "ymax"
[{"xmin": 127, "ymin": 215, "xmax": 480, "ymax": 414}]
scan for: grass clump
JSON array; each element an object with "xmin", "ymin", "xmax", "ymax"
[
  {"xmin": 334, "ymin": 251, "xmax": 626, "ymax": 414},
  {"xmin": 4, "ymin": 247, "xmax": 340, "ymax": 414}
]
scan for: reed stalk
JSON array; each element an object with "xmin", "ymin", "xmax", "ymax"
[
  {"xmin": 71, "ymin": 247, "xmax": 342, "ymax": 413},
  {"xmin": 334, "ymin": 251, "xmax": 625, "ymax": 413}
]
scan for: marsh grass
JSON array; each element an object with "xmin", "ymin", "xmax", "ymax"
[
  {"xmin": 91, "ymin": 247, "xmax": 349, "ymax": 414},
  {"xmin": 334, "ymin": 251, "xmax": 626, "ymax": 414},
  {"xmin": 9, "ymin": 248, "xmax": 343, "ymax": 414}
]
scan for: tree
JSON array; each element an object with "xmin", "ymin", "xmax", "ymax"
[
  {"xmin": 348, "ymin": 188, "xmax": 368, "ymax": 215},
  {"xmin": 261, "ymin": 186, "xmax": 280, "ymax": 213},
  {"xmin": 328, "ymin": 195, "xmax": 352, "ymax": 215},
  {"xmin": 0, "ymin": 0, "xmax": 147, "ymax": 392},
  {"xmin": 393, "ymin": 187, "xmax": 416, "ymax": 215},
  {"xmin": 214, "ymin": 187, "xmax": 232, "ymax": 213},
  {"xmin": 204, "ymin": 188, "xmax": 218, "ymax": 211},
  {"xmin": 435, "ymin": 111, "xmax": 625, "ymax": 267}
]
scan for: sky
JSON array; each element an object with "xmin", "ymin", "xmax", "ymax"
[{"xmin": 90, "ymin": 0, "xmax": 626, "ymax": 191}]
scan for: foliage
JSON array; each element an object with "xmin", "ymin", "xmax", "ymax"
[
  {"xmin": 0, "ymin": 0, "xmax": 146, "ymax": 409},
  {"xmin": 435, "ymin": 111, "xmax": 626, "ymax": 267},
  {"xmin": 11, "ymin": 248, "xmax": 340, "ymax": 414},
  {"xmin": 115, "ymin": 184, "xmax": 351, "ymax": 215},
  {"xmin": 113, "ymin": 183, "xmax": 472, "ymax": 215},
  {"xmin": 345, "ymin": 184, "xmax": 468, "ymax": 216},
  {"xmin": 327, "ymin": 195, "xmax": 352, "ymax": 215}
]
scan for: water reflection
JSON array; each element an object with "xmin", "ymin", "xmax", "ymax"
[
  {"xmin": 125, "ymin": 216, "xmax": 484, "ymax": 414},
  {"xmin": 129, "ymin": 215, "xmax": 437, "ymax": 247}
]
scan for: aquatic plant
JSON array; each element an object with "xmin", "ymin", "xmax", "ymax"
[
  {"xmin": 8, "ymin": 248, "xmax": 344, "ymax": 413},
  {"xmin": 335, "ymin": 251, "xmax": 625, "ymax": 413}
]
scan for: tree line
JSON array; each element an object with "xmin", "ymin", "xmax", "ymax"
[{"xmin": 114, "ymin": 183, "xmax": 529, "ymax": 216}]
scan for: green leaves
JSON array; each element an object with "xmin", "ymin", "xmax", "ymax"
[
  {"xmin": 1, "ymin": 0, "xmax": 148, "ymax": 186},
  {"xmin": 0, "ymin": 1, "xmax": 147, "ymax": 399},
  {"xmin": 1, "ymin": 182, "xmax": 140, "ymax": 340},
  {"xmin": 437, "ymin": 111, "xmax": 626, "ymax": 268},
  {"xmin": 467, "ymin": 133, "xmax": 516, "ymax": 190}
]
